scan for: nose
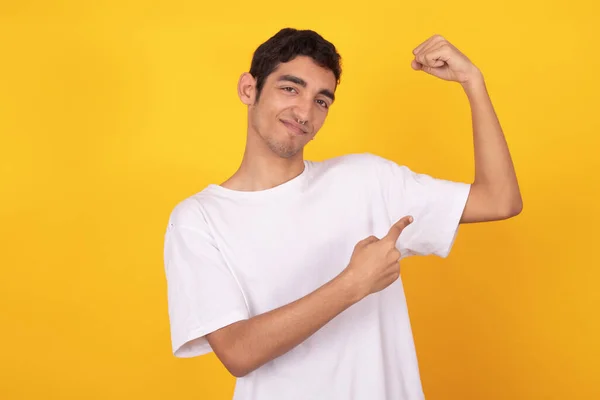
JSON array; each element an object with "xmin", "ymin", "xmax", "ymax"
[{"xmin": 292, "ymin": 96, "xmax": 313, "ymax": 125}]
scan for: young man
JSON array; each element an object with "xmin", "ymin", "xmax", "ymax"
[{"xmin": 163, "ymin": 28, "xmax": 522, "ymax": 399}]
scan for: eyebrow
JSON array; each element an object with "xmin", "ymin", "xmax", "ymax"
[{"xmin": 277, "ymin": 74, "xmax": 335, "ymax": 102}]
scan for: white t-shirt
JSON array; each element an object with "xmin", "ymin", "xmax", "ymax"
[{"xmin": 163, "ymin": 152, "xmax": 471, "ymax": 400}]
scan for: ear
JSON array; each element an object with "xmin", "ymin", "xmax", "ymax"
[{"xmin": 237, "ymin": 72, "xmax": 256, "ymax": 106}]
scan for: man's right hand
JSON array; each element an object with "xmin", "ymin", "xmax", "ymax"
[
  {"xmin": 206, "ymin": 215, "xmax": 413, "ymax": 378},
  {"xmin": 341, "ymin": 216, "xmax": 414, "ymax": 300}
]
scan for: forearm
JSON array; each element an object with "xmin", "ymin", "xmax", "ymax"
[
  {"xmin": 211, "ymin": 272, "xmax": 361, "ymax": 377},
  {"xmin": 462, "ymin": 72, "xmax": 523, "ymax": 211}
]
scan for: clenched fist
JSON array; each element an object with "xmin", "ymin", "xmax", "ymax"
[
  {"xmin": 411, "ymin": 34, "xmax": 482, "ymax": 85},
  {"xmin": 341, "ymin": 216, "xmax": 413, "ymax": 300}
]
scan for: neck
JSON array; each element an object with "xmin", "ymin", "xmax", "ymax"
[{"xmin": 220, "ymin": 130, "xmax": 306, "ymax": 192}]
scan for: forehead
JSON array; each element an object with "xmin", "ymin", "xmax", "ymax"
[{"xmin": 269, "ymin": 56, "xmax": 337, "ymax": 91}]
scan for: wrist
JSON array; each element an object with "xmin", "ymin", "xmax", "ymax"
[
  {"xmin": 461, "ymin": 70, "xmax": 487, "ymax": 100},
  {"xmin": 334, "ymin": 269, "xmax": 365, "ymax": 305}
]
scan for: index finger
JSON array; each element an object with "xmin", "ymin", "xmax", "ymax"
[
  {"xmin": 412, "ymin": 34, "xmax": 445, "ymax": 55},
  {"xmin": 412, "ymin": 36, "xmax": 435, "ymax": 55},
  {"xmin": 383, "ymin": 216, "xmax": 413, "ymax": 243}
]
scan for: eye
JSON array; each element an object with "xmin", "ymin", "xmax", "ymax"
[
  {"xmin": 282, "ymin": 87, "xmax": 297, "ymax": 93},
  {"xmin": 316, "ymin": 99, "xmax": 329, "ymax": 109}
]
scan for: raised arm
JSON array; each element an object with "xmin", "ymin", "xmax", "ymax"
[{"xmin": 411, "ymin": 35, "xmax": 523, "ymax": 223}]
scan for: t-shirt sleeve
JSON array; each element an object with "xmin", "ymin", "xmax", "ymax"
[
  {"xmin": 163, "ymin": 201, "xmax": 249, "ymax": 358},
  {"xmin": 371, "ymin": 154, "xmax": 472, "ymax": 259}
]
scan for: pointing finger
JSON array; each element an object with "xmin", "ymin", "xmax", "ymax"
[{"xmin": 383, "ymin": 216, "xmax": 413, "ymax": 244}]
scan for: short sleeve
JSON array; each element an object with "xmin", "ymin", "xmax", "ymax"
[
  {"xmin": 163, "ymin": 201, "xmax": 249, "ymax": 358},
  {"xmin": 373, "ymin": 154, "xmax": 471, "ymax": 259}
]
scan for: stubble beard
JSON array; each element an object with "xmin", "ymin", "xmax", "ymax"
[
  {"xmin": 252, "ymin": 118, "xmax": 303, "ymax": 159},
  {"xmin": 264, "ymin": 135, "xmax": 301, "ymax": 159},
  {"xmin": 250, "ymin": 103, "xmax": 303, "ymax": 159}
]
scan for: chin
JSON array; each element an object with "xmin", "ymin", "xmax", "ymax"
[
  {"xmin": 274, "ymin": 145, "xmax": 301, "ymax": 159},
  {"xmin": 266, "ymin": 139, "xmax": 302, "ymax": 159}
]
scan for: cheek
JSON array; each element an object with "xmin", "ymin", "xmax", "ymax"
[
  {"xmin": 313, "ymin": 111, "xmax": 328, "ymax": 129},
  {"xmin": 259, "ymin": 98, "xmax": 282, "ymax": 119},
  {"xmin": 252, "ymin": 101, "xmax": 276, "ymax": 124}
]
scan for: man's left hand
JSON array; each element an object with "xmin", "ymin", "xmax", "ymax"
[{"xmin": 411, "ymin": 35, "xmax": 482, "ymax": 85}]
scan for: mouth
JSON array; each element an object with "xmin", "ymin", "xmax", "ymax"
[{"xmin": 280, "ymin": 119, "xmax": 308, "ymax": 136}]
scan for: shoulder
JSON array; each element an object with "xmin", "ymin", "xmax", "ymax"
[
  {"xmin": 314, "ymin": 152, "xmax": 398, "ymax": 172},
  {"xmin": 166, "ymin": 189, "xmax": 217, "ymax": 231},
  {"xmin": 313, "ymin": 152, "xmax": 409, "ymax": 179}
]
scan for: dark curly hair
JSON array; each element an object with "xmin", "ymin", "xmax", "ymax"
[{"xmin": 249, "ymin": 28, "xmax": 342, "ymax": 103}]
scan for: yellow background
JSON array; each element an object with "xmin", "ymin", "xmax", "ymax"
[{"xmin": 1, "ymin": 1, "xmax": 599, "ymax": 399}]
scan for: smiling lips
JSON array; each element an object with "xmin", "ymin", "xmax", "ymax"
[{"xmin": 280, "ymin": 119, "xmax": 308, "ymax": 135}]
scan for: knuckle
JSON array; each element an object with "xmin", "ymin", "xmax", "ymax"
[
  {"xmin": 388, "ymin": 250, "xmax": 401, "ymax": 262},
  {"xmin": 359, "ymin": 236, "xmax": 377, "ymax": 246}
]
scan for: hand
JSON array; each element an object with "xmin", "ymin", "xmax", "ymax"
[
  {"xmin": 341, "ymin": 216, "xmax": 414, "ymax": 300},
  {"xmin": 411, "ymin": 35, "xmax": 482, "ymax": 85}
]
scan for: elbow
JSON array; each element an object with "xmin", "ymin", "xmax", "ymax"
[
  {"xmin": 219, "ymin": 348, "xmax": 255, "ymax": 378},
  {"xmin": 510, "ymin": 191, "xmax": 524, "ymax": 217},
  {"xmin": 499, "ymin": 196, "xmax": 523, "ymax": 219},
  {"xmin": 207, "ymin": 323, "xmax": 257, "ymax": 378},
  {"xmin": 227, "ymin": 360, "xmax": 253, "ymax": 378},
  {"xmin": 227, "ymin": 364, "xmax": 250, "ymax": 378},
  {"xmin": 513, "ymin": 198, "xmax": 524, "ymax": 216},
  {"xmin": 487, "ymin": 182, "xmax": 523, "ymax": 220}
]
